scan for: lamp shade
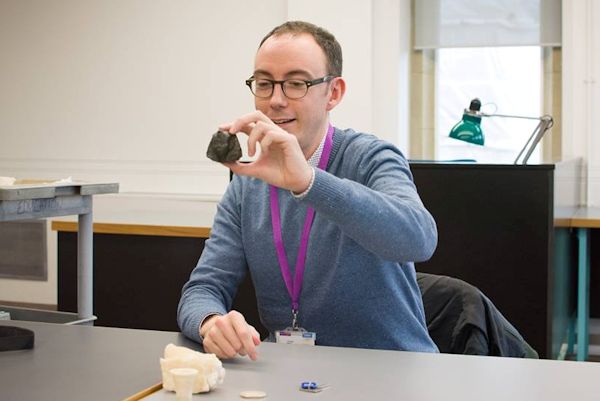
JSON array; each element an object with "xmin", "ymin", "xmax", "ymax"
[
  {"xmin": 447, "ymin": 98, "xmax": 553, "ymax": 164},
  {"xmin": 449, "ymin": 98, "xmax": 484, "ymax": 145}
]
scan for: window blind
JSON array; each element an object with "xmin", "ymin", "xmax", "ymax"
[{"xmin": 414, "ymin": 0, "xmax": 561, "ymax": 49}]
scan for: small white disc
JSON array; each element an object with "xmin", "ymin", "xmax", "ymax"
[{"xmin": 240, "ymin": 390, "xmax": 267, "ymax": 399}]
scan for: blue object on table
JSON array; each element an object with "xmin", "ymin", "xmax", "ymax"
[{"xmin": 301, "ymin": 382, "xmax": 318, "ymax": 390}]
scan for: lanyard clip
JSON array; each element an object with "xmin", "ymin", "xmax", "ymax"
[{"xmin": 291, "ymin": 308, "xmax": 299, "ymax": 330}]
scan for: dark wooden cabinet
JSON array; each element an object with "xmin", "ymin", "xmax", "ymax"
[
  {"xmin": 58, "ymin": 234, "xmax": 206, "ymax": 331},
  {"xmin": 410, "ymin": 162, "xmax": 577, "ymax": 359},
  {"xmin": 58, "ymin": 233, "xmax": 263, "ymax": 336}
]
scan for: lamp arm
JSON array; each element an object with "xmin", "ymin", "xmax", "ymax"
[
  {"xmin": 514, "ymin": 119, "xmax": 544, "ymax": 164},
  {"xmin": 478, "ymin": 112, "xmax": 542, "ymax": 121},
  {"xmin": 514, "ymin": 115, "xmax": 554, "ymax": 164},
  {"xmin": 469, "ymin": 111, "xmax": 554, "ymax": 164}
]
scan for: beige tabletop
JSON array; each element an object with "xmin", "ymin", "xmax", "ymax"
[{"xmin": 571, "ymin": 206, "xmax": 600, "ymax": 228}]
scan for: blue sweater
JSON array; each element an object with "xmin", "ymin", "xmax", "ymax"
[{"xmin": 178, "ymin": 128, "xmax": 438, "ymax": 352}]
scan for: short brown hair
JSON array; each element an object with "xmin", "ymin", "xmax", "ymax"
[{"xmin": 259, "ymin": 21, "xmax": 343, "ymax": 77}]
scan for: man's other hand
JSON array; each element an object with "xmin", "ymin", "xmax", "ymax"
[{"xmin": 200, "ymin": 311, "xmax": 261, "ymax": 360}]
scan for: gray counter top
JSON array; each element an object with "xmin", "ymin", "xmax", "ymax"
[{"xmin": 1, "ymin": 321, "xmax": 600, "ymax": 401}]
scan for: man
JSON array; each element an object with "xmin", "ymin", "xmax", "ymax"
[{"xmin": 178, "ymin": 21, "xmax": 438, "ymax": 360}]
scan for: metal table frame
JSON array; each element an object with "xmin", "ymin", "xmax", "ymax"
[
  {"xmin": 563, "ymin": 207, "xmax": 600, "ymax": 361},
  {"xmin": 0, "ymin": 182, "xmax": 118, "ymax": 322},
  {"xmin": 576, "ymin": 227, "xmax": 591, "ymax": 361}
]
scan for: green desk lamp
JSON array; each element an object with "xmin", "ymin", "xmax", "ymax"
[
  {"xmin": 449, "ymin": 98, "xmax": 554, "ymax": 164},
  {"xmin": 449, "ymin": 98, "xmax": 484, "ymax": 145}
]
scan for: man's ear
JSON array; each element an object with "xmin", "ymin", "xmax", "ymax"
[{"xmin": 326, "ymin": 77, "xmax": 346, "ymax": 111}]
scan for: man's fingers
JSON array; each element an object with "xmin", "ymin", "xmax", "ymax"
[
  {"xmin": 214, "ymin": 317, "xmax": 244, "ymax": 353},
  {"xmin": 228, "ymin": 111, "xmax": 271, "ymax": 134},
  {"xmin": 204, "ymin": 318, "xmax": 239, "ymax": 359},
  {"xmin": 247, "ymin": 123, "xmax": 267, "ymax": 157},
  {"xmin": 203, "ymin": 334, "xmax": 228, "ymax": 359},
  {"xmin": 231, "ymin": 313, "xmax": 259, "ymax": 361},
  {"xmin": 251, "ymin": 326, "xmax": 261, "ymax": 346},
  {"xmin": 247, "ymin": 121, "xmax": 290, "ymax": 157},
  {"xmin": 260, "ymin": 133, "xmax": 274, "ymax": 152},
  {"xmin": 204, "ymin": 311, "xmax": 260, "ymax": 361},
  {"xmin": 225, "ymin": 161, "xmax": 260, "ymax": 179},
  {"xmin": 217, "ymin": 122, "xmax": 233, "ymax": 132},
  {"xmin": 210, "ymin": 330, "xmax": 239, "ymax": 359}
]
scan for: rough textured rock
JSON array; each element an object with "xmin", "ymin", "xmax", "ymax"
[{"xmin": 206, "ymin": 130, "xmax": 242, "ymax": 162}]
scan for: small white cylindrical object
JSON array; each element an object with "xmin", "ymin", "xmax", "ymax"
[
  {"xmin": 0, "ymin": 177, "xmax": 15, "ymax": 186},
  {"xmin": 170, "ymin": 368, "xmax": 198, "ymax": 401}
]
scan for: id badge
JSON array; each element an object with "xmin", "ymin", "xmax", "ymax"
[{"xmin": 275, "ymin": 328, "xmax": 316, "ymax": 345}]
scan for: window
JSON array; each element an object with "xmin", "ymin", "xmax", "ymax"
[{"xmin": 436, "ymin": 46, "xmax": 542, "ymax": 163}]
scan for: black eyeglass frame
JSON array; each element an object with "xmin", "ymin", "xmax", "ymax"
[{"xmin": 245, "ymin": 75, "xmax": 336, "ymax": 99}]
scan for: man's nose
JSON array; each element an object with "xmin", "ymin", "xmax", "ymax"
[{"xmin": 269, "ymin": 83, "xmax": 288, "ymax": 107}]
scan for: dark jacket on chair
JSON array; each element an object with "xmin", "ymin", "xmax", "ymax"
[{"xmin": 417, "ymin": 273, "xmax": 538, "ymax": 358}]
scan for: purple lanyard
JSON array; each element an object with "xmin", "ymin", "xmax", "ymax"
[{"xmin": 269, "ymin": 125, "xmax": 334, "ymax": 328}]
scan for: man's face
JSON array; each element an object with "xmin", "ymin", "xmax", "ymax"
[{"xmin": 253, "ymin": 33, "xmax": 336, "ymax": 154}]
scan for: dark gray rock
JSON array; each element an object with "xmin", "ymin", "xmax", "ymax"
[{"xmin": 206, "ymin": 130, "xmax": 242, "ymax": 162}]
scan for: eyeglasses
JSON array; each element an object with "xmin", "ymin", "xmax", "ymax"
[{"xmin": 245, "ymin": 76, "xmax": 335, "ymax": 99}]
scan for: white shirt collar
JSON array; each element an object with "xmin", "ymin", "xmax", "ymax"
[{"xmin": 306, "ymin": 130, "xmax": 328, "ymax": 168}]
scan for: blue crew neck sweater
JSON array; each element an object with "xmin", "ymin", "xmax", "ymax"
[{"xmin": 178, "ymin": 127, "xmax": 438, "ymax": 352}]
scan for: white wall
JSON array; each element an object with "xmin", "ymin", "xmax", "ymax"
[
  {"xmin": 0, "ymin": 0, "xmax": 286, "ymax": 198},
  {"xmin": 0, "ymin": 0, "xmax": 409, "ymax": 199},
  {"xmin": 0, "ymin": 0, "xmax": 409, "ymax": 304},
  {"xmin": 562, "ymin": 0, "xmax": 600, "ymax": 205}
]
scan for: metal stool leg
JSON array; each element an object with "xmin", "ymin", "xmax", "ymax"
[
  {"xmin": 576, "ymin": 228, "xmax": 590, "ymax": 361},
  {"xmin": 78, "ymin": 196, "xmax": 94, "ymax": 325}
]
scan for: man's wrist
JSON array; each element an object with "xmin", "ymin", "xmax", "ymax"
[
  {"xmin": 199, "ymin": 314, "xmax": 220, "ymax": 338},
  {"xmin": 291, "ymin": 167, "xmax": 315, "ymax": 198}
]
